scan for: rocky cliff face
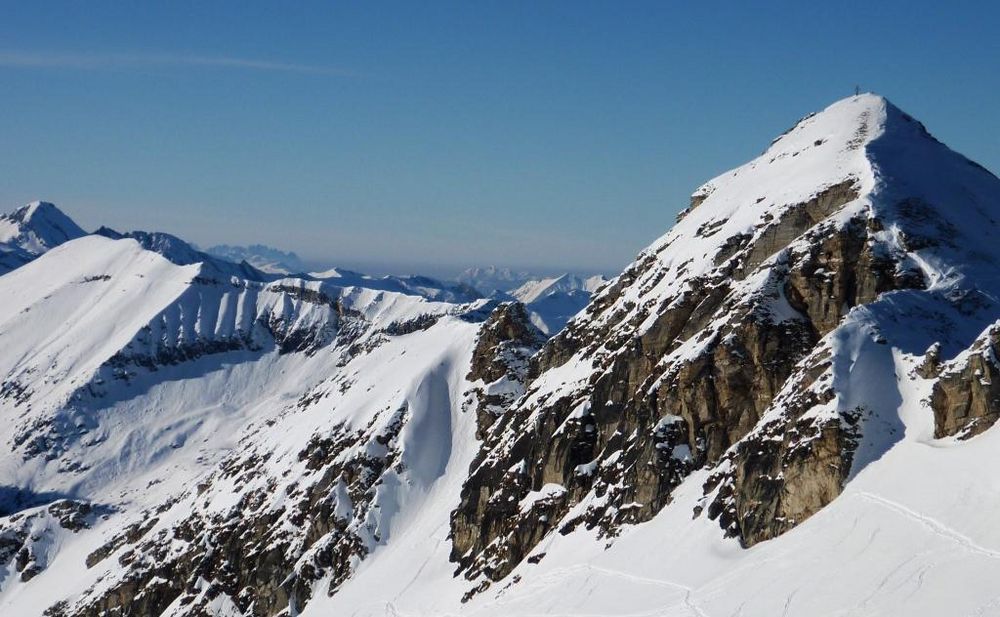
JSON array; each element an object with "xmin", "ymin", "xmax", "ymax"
[
  {"xmin": 449, "ymin": 94, "xmax": 1000, "ymax": 589},
  {"xmin": 930, "ymin": 322, "xmax": 1000, "ymax": 439},
  {"xmin": 65, "ymin": 406, "xmax": 406, "ymax": 616},
  {"xmin": 465, "ymin": 302, "xmax": 547, "ymax": 438}
]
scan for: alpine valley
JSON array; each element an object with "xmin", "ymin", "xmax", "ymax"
[{"xmin": 2, "ymin": 94, "xmax": 999, "ymax": 616}]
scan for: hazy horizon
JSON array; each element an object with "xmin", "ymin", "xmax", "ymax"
[{"xmin": 2, "ymin": 2, "xmax": 999, "ymax": 274}]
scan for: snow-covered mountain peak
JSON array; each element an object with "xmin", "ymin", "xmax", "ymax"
[
  {"xmin": 505, "ymin": 273, "xmax": 609, "ymax": 334},
  {"xmin": 766, "ymin": 92, "xmax": 888, "ymax": 153},
  {"xmin": 583, "ymin": 92, "xmax": 995, "ymax": 340},
  {"xmin": 0, "ymin": 200, "xmax": 86, "ymax": 254},
  {"xmin": 656, "ymin": 94, "xmax": 887, "ymax": 269},
  {"xmin": 676, "ymin": 93, "xmax": 961, "ymax": 242},
  {"xmin": 0, "ymin": 200, "xmax": 87, "ymax": 275},
  {"xmin": 451, "ymin": 93, "xmax": 1000, "ymax": 601},
  {"xmin": 5, "ymin": 200, "xmax": 79, "ymax": 228}
]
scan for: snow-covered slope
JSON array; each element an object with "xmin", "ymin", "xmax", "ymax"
[
  {"xmin": 0, "ymin": 201, "xmax": 86, "ymax": 274},
  {"xmin": 94, "ymin": 226, "xmax": 273, "ymax": 281},
  {"xmin": 2, "ymin": 94, "xmax": 1000, "ymax": 617},
  {"xmin": 0, "ymin": 231, "xmax": 494, "ymax": 615}
]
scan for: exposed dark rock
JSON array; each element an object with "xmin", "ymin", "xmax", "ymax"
[
  {"xmin": 466, "ymin": 302, "xmax": 547, "ymax": 438},
  {"xmin": 68, "ymin": 404, "xmax": 410, "ymax": 616},
  {"xmin": 383, "ymin": 313, "xmax": 441, "ymax": 336},
  {"xmin": 0, "ymin": 499, "xmax": 99, "ymax": 584},
  {"xmin": 450, "ymin": 179, "xmax": 923, "ymax": 584},
  {"xmin": 931, "ymin": 324, "xmax": 1000, "ymax": 439}
]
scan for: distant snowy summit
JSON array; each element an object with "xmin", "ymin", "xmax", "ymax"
[
  {"xmin": 507, "ymin": 273, "xmax": 608, "ymax": 333},
  {"xmin": 507, "ymin": 273, "xmax": 607, "ymax": 304},
  {"xmin": 0, "ymin": 201, "xmax": 86, "ymax": 274},
  {"xmin": 459, "ymin": 267, "xmax": 609, "ymax": 333}
]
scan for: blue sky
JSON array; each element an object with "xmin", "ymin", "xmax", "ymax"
[{"xmin": 1, "ymin": 2, "xmax": 998, "ymax": 275}]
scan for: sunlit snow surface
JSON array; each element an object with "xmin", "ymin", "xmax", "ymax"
[{"xmin": 1, "ymin": 94, "xmax": 999, "ymax": 616}]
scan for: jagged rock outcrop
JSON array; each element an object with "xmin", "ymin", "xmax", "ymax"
[
  {"xmin": 450, "ymin": 191, "xmax": 914, "ymax": 582},
  {"xmin": 931, "ymin": 323, "xmax": 1000, "ymax": 439},
  {"xmin": 69, "ymin": 412, "xmax": 404, "ymax": 617},
  {"xmin": 465, "ymin": 302, "xmax": 547, "ymax": 438},
  {"xmin": 0, "ymin": 499, "xmax": 98, "ymax": 583},
  {"xmin": 697, "ymin": 340, "xmax": 861, "ymax": 546}
]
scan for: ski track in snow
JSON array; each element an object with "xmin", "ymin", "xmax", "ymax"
[{"xmin": 855, "ymin": 491, "xmax": 1000, "ymax": 561}]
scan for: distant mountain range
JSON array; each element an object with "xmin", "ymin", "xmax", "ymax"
[
  {"xmin": 458, "ymin": 267, "xmax": 608, "ymax": 333},
  {"xmin": 456, "ymin": 265, "xmax": 536, "ymax": 295},
  {"xmin": 205, "ymin": 243, "xmax": 308, "ymax": 274}
]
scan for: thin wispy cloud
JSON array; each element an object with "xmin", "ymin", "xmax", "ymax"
[{"xmin": 0, "ymin": 51, "xmax": 353, "ymax": 76}]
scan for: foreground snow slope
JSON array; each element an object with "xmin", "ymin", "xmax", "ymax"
[
  {"xmin": 323, "ymin": 421, "xmax": 1000, "ymax": 617},
  {"xmin": 461, "ymin": 426, "xmax": 1000, "ymax": 617}
]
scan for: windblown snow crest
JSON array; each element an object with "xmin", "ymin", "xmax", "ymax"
[{"xmin": 1, "ymin": 94, "xmax": 999, "ymax": 617}]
